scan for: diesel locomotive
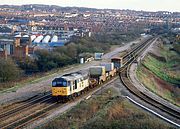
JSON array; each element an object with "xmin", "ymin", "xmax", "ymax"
[{"xmin": 51, "ymin": 60, "xmax": 122, "ymax": 100}]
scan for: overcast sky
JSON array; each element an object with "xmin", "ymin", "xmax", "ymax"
[{"xmin": 0, "ymin": 0, "xmax": 179, "ymax": 12}]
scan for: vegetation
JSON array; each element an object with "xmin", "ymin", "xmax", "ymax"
[
  {"xmin": 17, "ymin": 32, "xmax": 140, "ymax": 73},
  {"xmin": 137, "ymin": 65, "xmax": 180, "ymax": 106},
  {"xmin": 0, "ymin": 58, "xmax": 21, "ymax": 83},
  {"xmin": 172, "ymin": 43, "xmax": 180, "ymax": 54},
  {"xmin": 13, "ymin": 36, "xmax": 111, "ymax": 73},
  {"xmin": 142, "ymin": 55, "xmax": 180, "ymax": 85},
  {"xmin": 39, "ymin": 88, "xmax": 174, "ymax": 129}
]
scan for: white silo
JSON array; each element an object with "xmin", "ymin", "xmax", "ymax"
[
  {"xmin": 30, "ymin": 35, "xmax": 36, "ymax": 42},
  {"xmin": 51, "ymin": 35, "xmax": 58, "ymax": 42},
  {"xmin": 33, "ymin": 35, "xmax": 44, "ymax": 43},
  {"xmin": 42, "ymin": 35, "xmax": 51, "ymax": 43}
]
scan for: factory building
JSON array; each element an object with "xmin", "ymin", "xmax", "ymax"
[{"xmin": 13, "ymin": 35, "xmax": 31, "ymax": 59}]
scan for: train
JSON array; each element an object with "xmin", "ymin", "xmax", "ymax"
[
  {"xmin": 51, "ymin": 37, "xmax": 152, "ymax": 100},
  {"xmin": 51, "ymin": 58, "xmax": 123, "ymax": 100}
]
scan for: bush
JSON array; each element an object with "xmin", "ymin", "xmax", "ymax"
[
  {"xmin": 173, "ymin": 43, "xmax": 180, "ymax": 54},
  {"xmin": 0, "ymin": 58, "xmax": 22, "ymax": 82},
  {"xmin": 17, "ymin": 57, "xmax": 39, "ymax": 74}
]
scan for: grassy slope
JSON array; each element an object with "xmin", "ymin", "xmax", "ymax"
[
  {"xmin": 143, "ymin": 56, "xmax": 180, "ymax": 84},
  {"xmin": 136, "ymin": 43, "xmax": 180, "ymax": 106},
  {"xmin": 39, "ymin": 88, "xmax": 174, "ymax": 129}
]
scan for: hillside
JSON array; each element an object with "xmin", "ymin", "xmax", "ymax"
[{"xmin": 137, "ymin": 36, "xmax": 180, "ymax": 106}]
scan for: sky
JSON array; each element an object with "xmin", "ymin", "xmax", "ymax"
[{"xmin": 0, "ymin": 0, "xmax": 179, "ymax": 12}]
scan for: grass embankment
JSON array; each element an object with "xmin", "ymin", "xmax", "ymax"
[
  {"xmin": 39, "ymin": 88, "xmax": 174, "ymax": 129},
  {"xmin": 137, "ymin": 43, "xmax": 180, "ymax": 106}
]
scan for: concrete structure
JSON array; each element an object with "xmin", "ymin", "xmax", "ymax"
[
  {"xmin": 0, "ymin": 39, "xmax": 14, "ymax": 55},
  {"xmin": 0, "ymin": 48, "xmax": 7, "ymax": 59}
]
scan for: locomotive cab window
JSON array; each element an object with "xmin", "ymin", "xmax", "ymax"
[
  {"xmin": 52, "ymin": 78, "xmax": 68, "ymax": 87},
  {"xmin": 52, "ymin": 81, "xmax": 57, "ymax": 87}
]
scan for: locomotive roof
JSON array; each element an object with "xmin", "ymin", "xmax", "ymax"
[
  {"xmin": 111, "ymin": 57, "xmax": 123, "ymax": 60},
  {"xmin": 59, "ymin": 70, "xmax": 88, "ymax": 81}
]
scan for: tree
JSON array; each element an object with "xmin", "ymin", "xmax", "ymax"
[
  {"xmin": 0, "ymin": 58, "xmax": 22, "ymax": 82},
  {"xmin": 17, "ymin": 57, "xmax": 39, "ymax": 74}
]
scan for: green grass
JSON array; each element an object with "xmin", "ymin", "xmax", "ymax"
[
  {"xmin": 137, "ymin": 64, "xmax": 180, "ymax": 106},
  {"xmin": 142, "ymin": 55, "xmax": 180, "ymax": 85},
  {"xmin": 136, "ymin": 66, "xmax": 156, "ymax": 91}
]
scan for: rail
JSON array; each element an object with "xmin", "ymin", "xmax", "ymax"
[{"xmin": 119, "ymin": 37, "xmax": 180, "ymax": 127}]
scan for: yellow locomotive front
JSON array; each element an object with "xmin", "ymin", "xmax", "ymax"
[{"xmin": 52, "ymin": 78, "xmax": 71, "ymax": 97}]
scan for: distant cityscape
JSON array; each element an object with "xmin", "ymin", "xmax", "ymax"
[{"xmin": 0, "ymin": 4, "xmax": 180, "ymax": 59}]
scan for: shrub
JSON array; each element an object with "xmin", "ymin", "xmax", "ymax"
[{"xmin": 0, "ymin": 58, "xmax": 22, "ymax": 82}]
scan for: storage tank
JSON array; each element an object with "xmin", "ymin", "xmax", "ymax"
[
  {"xmin": 33, "ymin": 35, "xmax": 43, "ymax": 43},
  {"xmin": 51, "ymin": 35, "xmax": 58, "ymax": 42},
  {"xmin": 30, "ymin": 35, "xmax": 36, "ymax": 42},
  {"xmin": 100, "ymin": 63, "xmax": 114, "ymax": 72},
  {"xmin": 42, "ymin": 35, "xmax": 51, "ymax": 43},
  {"xmin": 89, "ymin": 66, "xmax": 105, "ymax": 76}
]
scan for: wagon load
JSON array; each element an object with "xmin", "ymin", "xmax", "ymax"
[
  {"xmin": 101, "ymin": 62, "xmax": 116, "ymax": 78},
  {"xmin": 100, "ymin": 63, "xmax": 114, "ymax": 72},
  {"xmin": 89, "ymin": 66, "xmax": 106, "ymax": 76},
  {"xmin": 89, "ymin": 66, "xmax": 106, "ymax": 84}
]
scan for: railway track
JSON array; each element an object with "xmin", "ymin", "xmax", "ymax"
[
  {"xmin": 0, "ymin": 92, "xmax": 57, "ymax": 129},
  {"xmin": 0, "ymin": 92, "xmax": 51, "ymax": 119},
  {"xmin": 2, "ymin": 36, "xmax": 177, "ymax": 128},
  {"xmin": 1, "ymin": 101, "xmax": 59, "ymax": 129},
  {"xmin": 119, "ymin": 37, "xmax": 180, "ymax": 123}
]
